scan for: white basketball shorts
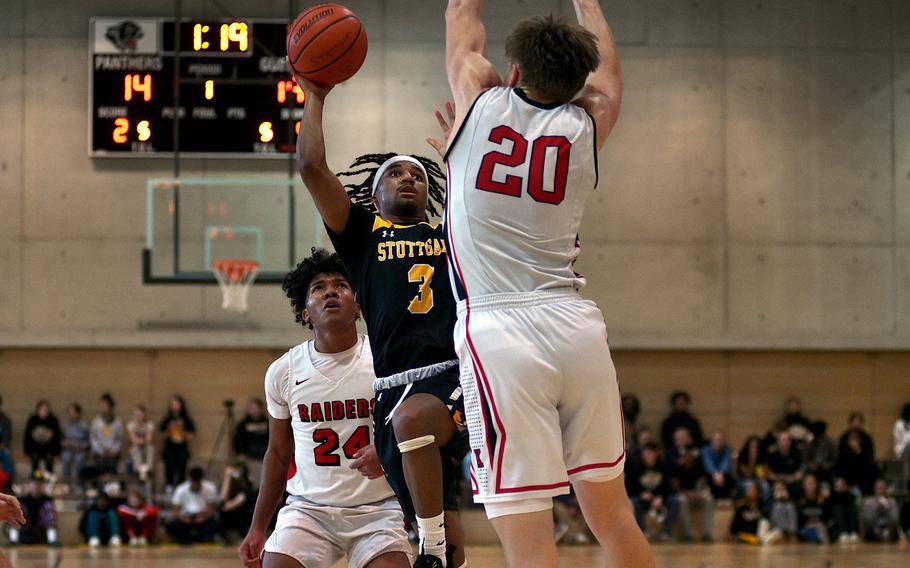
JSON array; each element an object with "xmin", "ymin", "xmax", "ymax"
[
  {"xmin": 264, "ymin": 496, "xmax": 411, "ymax": 568},
  {"xmin": 454, "ymin": 290, "xmax": 625, "ymax": 507}
]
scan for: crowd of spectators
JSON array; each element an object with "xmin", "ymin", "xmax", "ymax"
[
  {"xmin": 0, "ymin": 393, "xmax": 262, "ymax": 546},
  {"xmin": 621, "ymin": 392, "xmax": 910, "ymax": 546}
]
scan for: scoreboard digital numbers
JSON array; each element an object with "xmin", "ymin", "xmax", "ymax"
[{"xmin": 90, "ymin": 18, "xmax": 304, "ymax": 157}]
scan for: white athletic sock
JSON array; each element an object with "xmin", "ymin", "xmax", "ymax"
[
  {"xmin": 46, "ymin": 527, "xmax": 58, "ymax": 544},
  {"xmin": 416, "ymin": 512, "xmax": 447, "ymax": 566},
  {"xmin": 8, "ymin": 527, "xmax": 19, "ymax": 543}
]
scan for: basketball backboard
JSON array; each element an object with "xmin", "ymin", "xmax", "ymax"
[{"xmin": 144, "ymin": 177, "xmax": 327, "ymax": 284}]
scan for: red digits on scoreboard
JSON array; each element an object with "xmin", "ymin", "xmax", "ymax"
[
  {"xmin": 113, "ymin": 118, "xmax": 129, "ymax": 144},
  {"xmin": 124, "ymin": 74, "xmax": 152, "ymax": 102},
  {"xmin": 277, "ymin": 80, "xmax": 305, "ymax": 104}
]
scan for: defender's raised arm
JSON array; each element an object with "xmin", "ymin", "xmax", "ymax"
[{"xmin": 571, "ymin": 0, "xmax": 623, "ymax": 147}]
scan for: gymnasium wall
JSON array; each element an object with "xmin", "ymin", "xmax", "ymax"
[
  {"xmin": 1, "ymin": 0, "xmax": 910, "ymax": 350},
  {"xmin": 1, "ymin": 349, "xmax": 908, "ymax": 465}
]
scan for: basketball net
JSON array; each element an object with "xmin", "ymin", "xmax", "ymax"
[{"xmin": 212, "ymin": 259, "xmax": 260, "ymax": 312}]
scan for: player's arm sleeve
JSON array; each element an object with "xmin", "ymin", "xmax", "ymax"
[
  {"xmin": 325, "ymin": 202, "xmax": 374, "ymax": 268},
  {"xmin": 445, "ymin": 1, "xmax": 501, "ymax": 117},
  {"xmin": 264, "ymin": 355, "xmax": 292, "ymax": 420}
]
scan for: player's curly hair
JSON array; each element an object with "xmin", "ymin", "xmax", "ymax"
[
  {"xmin": 336, "ymin": 153, "xmax": 446, "ymax": 218},
  {"xmin": 282, "ymin": 248, "xmax": 350, "ymax": 329},
  {"xmin": 506, "ymin": 15, "xmax": 600, "ymax": 103}
]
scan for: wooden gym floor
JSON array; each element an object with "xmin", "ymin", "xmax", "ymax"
[{"xmin": 2, "ymin": 543, "xmax": 908, "ymax": 568}]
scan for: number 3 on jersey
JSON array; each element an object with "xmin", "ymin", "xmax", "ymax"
[
  {"xmin": 407, "ymin": 264, "xmax": 434, "ymax": 315},
  {"xmin": 476, "ymin": 125, "xmax": 571, "ymax": 205}
]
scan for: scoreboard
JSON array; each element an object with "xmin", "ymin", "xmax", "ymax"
[{"xmin": 90, "ymin": 18, "xmax": 304, "ymax": 157}]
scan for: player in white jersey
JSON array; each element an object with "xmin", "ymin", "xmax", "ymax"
[
  {"xmin": 443, "ymin": 2, "xmax": 655, "ymax": 567},
  {"xmin": 240, "ymin": 250, "xmax": 410, "ymax": 568}
]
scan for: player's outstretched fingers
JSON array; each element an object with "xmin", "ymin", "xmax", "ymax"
[{"xmin": 0, "ymin": 494, "xmax": 25, "ymax": 529}]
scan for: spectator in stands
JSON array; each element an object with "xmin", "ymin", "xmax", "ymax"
[
  {"xmin": 797, "ymin": 473, "xmax": 829, "ymax": 543},
  {"xmin": 781, "ymin": 396, "xmax": 812, "ymax": 447},
  {"xmin": 622, "ymin": 394, "xmax": 644, "ymax": 453},
  {"xmin": 218, "ymin": 461, "xmax": 255, "ymax": 543},
  {"xmin": 83, "ymin": 491, "xmax": 122, "ymax": 547},
  {"xmin": 232, "ymin": 398, "xmax": 268, "ymax": 485},
  {"xmin": 7, "ymin": 472, "xmax": 58, "ymax": 546},
  {"xmin": 168, "ymin": 466, "xmax": 218, "ymax": 544},
  {"xmin": 23, "ymin": 400, "xmax": 62, "ymax": 475},
  {"xmin": 627, "ymin": 425, "xmax": 656, "ymax": 469},
  {"xmin": 730, "ymin": 481, "xmax": 781, "ymax": 545},
  {"xmin": 839, "ymin": 411, "xmax": 875, "ymax": 463},
  {"xmin": 90, "ymin": 393, "xmax": 124, "ymax": 475},
  {"xmin": 835, "ymin": 429, "xmax": 878, "ymax": 496},
  {"xmin": 893, "ymin": 402, "xmax": 910, "ymax": 460},
  {"xmin": 861, "ymin": 479, "xmax": 900, "ymax": 542},
  {"xmin": 159, "ymin": 395, "xmax": 196, "ymax": 492},
  {"xmin": 802, "ymin": 420, "xmax": 836, "ymax": 484},
  {"xmin": 768, "ymin": 481, "xmax": 797, "ymax": 541},
  {"xmin": 735, "ymin": 435, "xmax": 769, "ymax": 499},
  {"xmin": 668, "ymin": 427, "xmax": 714, "ymax": 542},
  {"xmin": 61, "ymin": 403, "xmax": 90, "ymax": 485},
  {"xmin": 626, "ymin": 442, "xmax": 679, "ymax": 542},
  {"xmin": 829, "ymin": 476, "xmax": 860, "ymax": 543},
  {"xmin": 702, "ymin": 430, "xmax": 734, "ymax": 499},
  {"xmin": 766, "ymin": 431, "xmax": 804, "ymax": 495},
  {"xmin": 116, "ymin": 487, "xmax": 159, "ymax": 546},
  {"xmin": 126, "ymin": 404, "xmax": 155, "ymax": 482},
  {"xmin": 661, "ymin": 391, "xmax": 704, "ymax": 449},
  {"xmin": 760, "ymin": 419, "xmax": 788, "ymax": 458}
]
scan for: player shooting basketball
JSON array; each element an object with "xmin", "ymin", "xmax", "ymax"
[
  {"xmin": 442, "ymin": 1, "xmax": 656, "ymax": 567},
  {"xmin": 289, "ymin": 67, "xmax": 467, "ymax": 568},
  {"xmin": 239, "ymin": 249, "xmax": 411, "ymax": 568}
]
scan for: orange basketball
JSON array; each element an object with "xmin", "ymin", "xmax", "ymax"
[{"xmin": 287, "ymin": 4, "xmax": 368, "ymax": 86}]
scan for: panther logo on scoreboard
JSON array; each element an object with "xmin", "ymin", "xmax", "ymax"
[
  {"xmin": 105, "ymin": 20, "xmax": 144, "ymax": 52},
  {"xmin": 92, "ymin": 18, "xmax": 159, "ymax": 55}
]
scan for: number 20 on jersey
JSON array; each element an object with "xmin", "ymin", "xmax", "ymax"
[{"xmin": 476, "ymin": 125, "xmax": 571, "ymax": 205}]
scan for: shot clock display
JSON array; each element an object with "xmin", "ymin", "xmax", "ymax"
[{"xmin": 90, "ymin": 18, "xmax": 305, "ymax": 157}]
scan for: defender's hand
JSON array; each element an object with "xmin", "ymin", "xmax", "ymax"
[
  {"xmin": 349, "ymin": 444, "xmax": 384, "ymax": 479},
  {"xmin": 427, "ymin": 100, "xmax": 456, "ymax": 157}
]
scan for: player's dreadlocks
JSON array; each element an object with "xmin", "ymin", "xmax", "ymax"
[
  {"xmin": 282, "ymin": 248, "xmax": 350, "ymax": 329},
  {"xmin": 336, "ymin": 152, "xmax": 447, "ymax": 217}
]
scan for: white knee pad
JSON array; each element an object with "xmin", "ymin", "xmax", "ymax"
[
  {"xmin": 483, "ymin": 497, "xmax": 553, "ymax": 519},
  {"xmin": 397, "ymin": 434, "xmax": 436, "ymax": 453}
]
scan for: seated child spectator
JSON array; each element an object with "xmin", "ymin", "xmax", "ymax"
[
  {"xmin": 861, "ymin": 479, "xmax": 900, "ymax": 542},
  {"xmin": 702, "ymin": 430, "xmax": 734, "ymax": 499},
  {"xmin": 802, "ymin": 420, "xmax": 836, "ymax": 484},
  {"xmin": 116, "ymin": 487, "xmax": 159, "ymax": 546},
  {"xmin": 768, "ymin": 481, "xmax": 798, "ymax": 541},
  {"xmin": 218, "ymin": 462, "xmax": 255, "ymax": 543},
  {"xmin": 8, "ymin": 472, "xmax": 58, "ymax": 546},
  {"xmin": 626, "ymin": 442, "xmax": 679, "ymax": 542},
  {"xmin": 766, "ymin": 431, "xmax": 805, "ymax": 496},
  {"xmin": 735, "ymin": 435, "xmax": 769, "ymax": 499},
  {"xmin": 835, "ymin": 429, "xmax": 878, "ymax": 496},
  {"xmin": 168, "ymin": 466, "xmax": 218, "ymax": 544},
  {"xmin": 82, "ymin": 490, "xmax": 122, "ymax": 547},
  {"xmin": 829, "ymin": 476, "xmax": 860, "ymax": 543},
  {"xmin": 90, "ymin": 393, "xmax": 124, "ymax": 475},
  {"xmin": 24, "ymin": 400, "xmax": 62, "ymax": 474},
  {"xmin": 61, "ymin": 403, "xmax": 90, "ymax": 485},
  {"xmin": 127, "ymin": 405, "xmax": 155, "ymax": 481},
  {"xmin": 730, "ymin": 482, "xmax": 781, "ymax": 546},
  {"xmin": 797, "ymin": 473, "xmax": 829, "ymax": 543},
  {"xmin": 839, "ymin": 412, "xmax": 875, "ymax": 463},
  {"xmin": 668, "ymin": 427, "xmax": 714, "ymax": 542}
]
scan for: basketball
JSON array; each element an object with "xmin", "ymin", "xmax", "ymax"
[{"xmin": 287, "ymin": 3, "xmax": 368, "ymax": 86}]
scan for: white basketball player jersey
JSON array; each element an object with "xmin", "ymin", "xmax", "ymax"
[
  {"xmin": 445, "ymin": 86, "xmax": 598, "ymax": 298},
  {"xmin": 264, "ymin": 335, "xmax": 394, "ymax": 508}
]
